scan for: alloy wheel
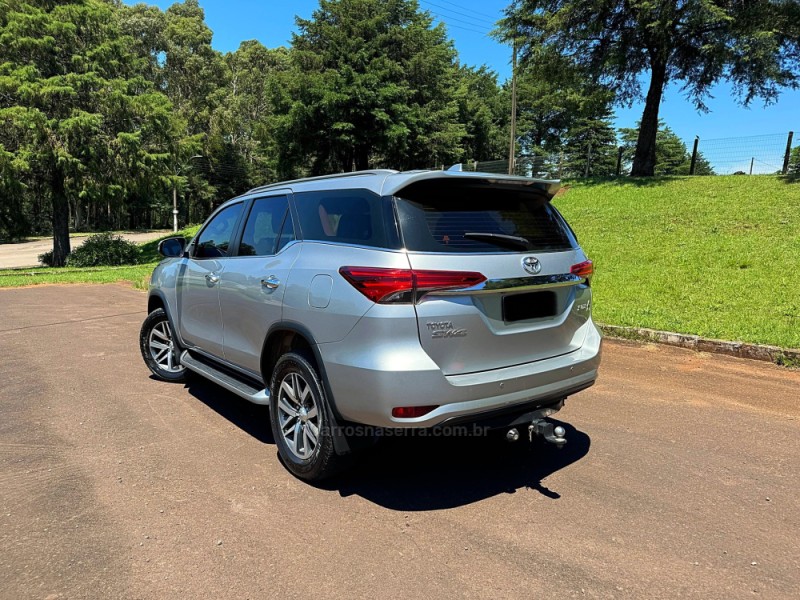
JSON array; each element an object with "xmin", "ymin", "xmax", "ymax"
[
  {"xmin": 148, "ymin": 320, "xmax": 184, "ymax": 374},
  {"xmin": 277, "ymin": 372, "xmax": 321, "ymax": 460}
]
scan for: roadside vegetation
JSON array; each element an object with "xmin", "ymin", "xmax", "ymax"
[
  {"xmin": 2, "ymin": 1, "xmax": 797, "ymax": 266},
  {"xmin": 0, "ymin": 226, "xmax": 200, "ymax": 290},
  {"xmin": 555, "ymin": 175, "xmax": 800, "ymax": 349},
  {"xmin": 2, "ymin": 177, "xmax": 798, "ymax": 350}
]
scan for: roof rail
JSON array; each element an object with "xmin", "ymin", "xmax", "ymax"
[{"xmin": 246, "ymin": 169, "xmax": 399, "ymax": 195}]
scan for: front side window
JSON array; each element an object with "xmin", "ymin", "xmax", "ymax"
[
  {"xmin": 238, "ymin": 196, "xmax": 294, "ymax": 256},
  {"xmin": 193, "ymin": 202, "xmax": 243, "ymax": 259}
]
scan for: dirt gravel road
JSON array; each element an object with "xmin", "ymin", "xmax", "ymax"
[
  {"xmin": 1, "ymin": 284, "xmax": 798, "ymax": 599},
  {"xmin": 0, "ymin": 231, "xmax": 169, "ymax": 269}
]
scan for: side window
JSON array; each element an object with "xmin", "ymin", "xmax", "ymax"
[
  {"xmin": 293, "ymin": 189, "xmax": 395, "ymax": 249},
  {"xmin": 238, "ymin": 196, "xmax": 293, "ymax": 257},
  {"xmin": 193, "ymin": 202, "xmax": 243, "ymax": 259}
]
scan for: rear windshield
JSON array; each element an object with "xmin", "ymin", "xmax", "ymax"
[{"xmin": 394, "ymin": 183, "xmax": 576, "ymax": 253}]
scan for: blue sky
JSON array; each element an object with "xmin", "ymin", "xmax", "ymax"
[{"xmin": 131, "ymin": 0, "xmax": 799, "ymax": 171}]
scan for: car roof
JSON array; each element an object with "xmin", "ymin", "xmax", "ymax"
[{"xmin": 233, "ymin": 169, "xmax": 560, "ymax": 203}]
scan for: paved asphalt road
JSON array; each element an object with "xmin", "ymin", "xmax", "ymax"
[
  {"xmin": 1, "ymin": 284, "xmax": 798, "ymax": 599},
  {"xmin": 0, "ymin": 231, "xmax": 169, "ymax": 269}
]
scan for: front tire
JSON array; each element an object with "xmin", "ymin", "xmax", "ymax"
[
  {"xmin": 269, "ymin": 352, "xmax": 342, "ymax": 482},
  {"xmin": 139, "ymin": 308, "xmax": 187, "ymax": 382}
]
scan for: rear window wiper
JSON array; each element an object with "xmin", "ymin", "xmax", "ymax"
[{"xmin": 463, "ymin": 232, "xmax": 533, "ymax": 251}]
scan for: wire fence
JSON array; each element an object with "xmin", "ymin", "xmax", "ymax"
[
  {"xmin": 695, "ymin": 132, "xmax": 793, "ymax": 175},
  {"xmin": 442, "ymin": 131, "xmax": 797, "ymax": 178}
]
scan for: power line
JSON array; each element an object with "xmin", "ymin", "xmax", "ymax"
[
  {"xmin": 430, "ymin": 17, "xmax": 491, "ymax": 36},
  {"xmin": 420, "ymin": 0, "xmax": 498, "ymax": 26},
  {"xmin": 423, "ymin": 9, "xmax": 494, "ymax": 35},
  {"xmin": 424, "ymin": 0, "xmax": 500, "ymax": 21}
]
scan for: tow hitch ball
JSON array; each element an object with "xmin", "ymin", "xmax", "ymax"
[
  {"xmin": 529, "ymin": 420, "xmax": 567, "ymax": 446},
  {"xmin": 506, "ymin": 420, "xmax": 567, "ymax": 447}
]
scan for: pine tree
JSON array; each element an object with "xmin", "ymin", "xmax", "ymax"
[
  {"xmin": 288, "ymin": 0, "xmax": 465, "ymax": 173},
  {"xmin": 0, "ymin": 0, "xmax": 177, "ymax": 265}
]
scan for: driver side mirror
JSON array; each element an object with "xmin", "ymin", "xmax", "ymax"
[{"xmin": 158, "ymin": 236, "xmax": 186, "ymax": 258}]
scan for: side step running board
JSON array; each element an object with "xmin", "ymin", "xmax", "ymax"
[{"xmin": 180, "ymin": 351, "xmax": 270, "ymax": 406}]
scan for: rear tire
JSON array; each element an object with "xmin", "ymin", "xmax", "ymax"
[
  {"xmin": 139, "ymin": 308, "xmax": 187, "ymax": 382},
  {"xmin": 269, "ymin": 352, "xmax": 343, "ymax": 482}
]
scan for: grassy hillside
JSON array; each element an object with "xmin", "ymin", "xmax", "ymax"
[
  {"xmin": 1, "ymin": 177, "xmax": 798, "ymax": 349},
  {"xmin": 554, "ymin": 176, "xmax": 800, "ymax": 349}
]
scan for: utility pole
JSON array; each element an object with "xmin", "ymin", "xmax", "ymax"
[
  {"xmin": 172, "ymin": 185, "xmax": 178, "ymax": 232},
  {"xmin": 508, "ymin": 38, "xmax": 518, "ymax": 175}
]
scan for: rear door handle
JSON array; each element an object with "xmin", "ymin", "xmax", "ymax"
[
  {"xmin": 205, "ymin": 272, "xmax": 220, "ymax": 285},
  {"xmin": 261, "ymin": 275, "xmax": 280, "ymax": 289}
]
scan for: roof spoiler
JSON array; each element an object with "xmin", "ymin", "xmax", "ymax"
[{"xmin": 384, "ymin": 170, "xmax": 561, "ymax": 200}]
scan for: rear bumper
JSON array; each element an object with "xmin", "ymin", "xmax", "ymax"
[{"xmin": 319, "ymin": 317, "xmax": 602, "ymax": 428}]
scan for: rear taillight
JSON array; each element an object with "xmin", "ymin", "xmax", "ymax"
[
  {"xmin": 570, "ymin": 259, "xmax": 594, "ymax": 280},
  {"xmin": 337, "ymin": 267, "xmax": 413, "ymax": 303},
  {"xmin": 339, "ymin": 267, "xmax": 486, "ymax": 303}
]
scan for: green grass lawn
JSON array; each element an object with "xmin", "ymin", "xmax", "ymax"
[
  {"xmin": 2, "ymin": 177, "xmax": 798, "ymax": 349},
  {"xmin": 0, "ymin": 226, "xmax": 200, "ymax": 290},
  {"xmin": 554, "ymin": 175, "xmax": 800, "ymax": 349}
]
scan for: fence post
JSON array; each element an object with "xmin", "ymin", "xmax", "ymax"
[
  {"xmin": 616, "ymin": 146, "xmax": 624, "ymax": 176},
  {"xmin": 689, "ymin": 136, "xmax": 699, "ymax": 175},
  {"xmin": 782, "ymin": 131, "xmax": 794, "ymax": 175},
  {"xmin": 749, "ymin": 157, "xmax": 754, "ymax": 175}
]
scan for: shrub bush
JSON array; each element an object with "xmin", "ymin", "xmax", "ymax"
[
  {"xmin": 66, "ymin": 232, "xmax": 141, "ymax": 267},
  {"xmin": 38, "ymin": 249, "xmax": 56, "ymax": 266}
]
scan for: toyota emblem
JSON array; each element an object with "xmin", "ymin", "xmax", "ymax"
[{"xmin": 522, "ymin": 256, "xmax": 541, "ymax": 275}]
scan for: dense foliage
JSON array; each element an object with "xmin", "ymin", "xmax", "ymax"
[
  {"xmin": 2, "ymin": 0, "xmax": 794, "ymax": 258},
  {"xmin": 0, "ymin": 0, "xmax": 512, "ymax": 250},
  {"xmin": 502, "ymin": 0, "xmax": 800, "ymax": 176},
  {"xmin": 0, "ymin": 0, "xmax": 175, "ymax": 264}
]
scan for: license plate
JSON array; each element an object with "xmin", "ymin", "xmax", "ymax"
[{"xmin": 503, "ymin": 291, "xmax": 557, "ymax": 322}]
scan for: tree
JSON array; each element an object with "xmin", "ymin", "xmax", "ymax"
[
  {"xmin": 209, "ymin": 42, "xmax": 293, "ymax": 191},
  {"xmin": 0, "ymin": 146, "xmax": 28, "ymax": 241},
  {"xmin": 561, "ymin": 107, "xmax": 618, "ymax": 178},
  {"xmin": 452, "ymin": 65, "xmax": 508, "ymax": 164},
  {"xmin": 788, "ymin": 146, "xmax": 800, "ymax": 178},
  {"xmin": 289, "ymin": 0, "xmax": 465, "ymax": 173},
  {"xmin": 507, "ymin": 48, "xmax": 618, "ymax": 177},
  {"xmin": 503, "ymin": 1, "xmax": 800, "ymax": 176},
  {"xmin": 0, "ymin": 0, "xmax": 178, "ymax": 265},
  {"xmin": 619, "ymin": 122, "xmax": 715, "ymax": 176},
  {"xmin": 161, "ymin": 0, "xmax": 225, "ymax": 137},
  {"xmin": 121, "ymin": 0, "xmax": 227, "ymax": 221}
]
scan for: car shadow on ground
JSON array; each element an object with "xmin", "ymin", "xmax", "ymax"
[
  {"xmin": 182, "ymin": 376, "xmax": 274, "ymax": 444},
  {"xmin": 183, "ymin": 377, "xmax": 591, "ymax": 511},
  {"xmin": 330, "ymin": 422, "xmax": 590, "ymax": 510}
]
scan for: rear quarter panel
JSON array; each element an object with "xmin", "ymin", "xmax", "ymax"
[{"xmin": 281, "ymin": 242, "xmax": 412, "ymax": 343}]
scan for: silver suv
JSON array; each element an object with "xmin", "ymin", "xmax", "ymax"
[{"xmin": 140, "ymin": 169, "xmax": 601, "ymax": 481}]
